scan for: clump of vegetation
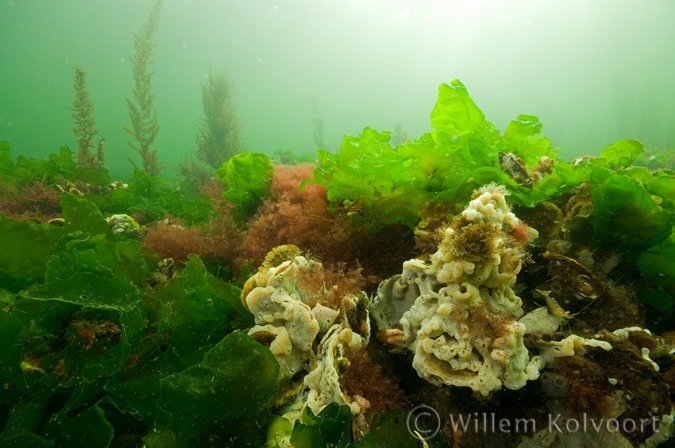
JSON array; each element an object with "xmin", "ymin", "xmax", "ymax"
[
  {"xmin": 125, "ymin": 0, "xmax": 163, "ymax": 177},
  {"xmin": 216, "ymin": 151, "xmax": 273, "ymax": 223},
  {"xmin": 95, "ymin": 168, "xmax": 215, "ymax": 225},
  {"xmin": 307, "ymin": 81, "xmax": 562, "ymax": 234},
  {"xmin": 445, "ymin": 218, "xmax": 501, "ymax": 263},
  {"xmin": 340, "ymin": 349, "xmax": 408, "ymax": 423},
  {"xmin": 635, "ymin": 140, "xmax": 675, "ymax": 171},
  {"xmin": 310, "ymin": 93, "xmax": 325, "ymax": 149},
  {"xmin": 232, "ymin": 163, "xmax": 415, "ymax": 292},
  {"xmin": 271, "ymin": 148, "xmax": 316, "ymax": 165},
  {"xmin": 0, "ymin": 179, "xmax": 62, "ymax": 222},
  {"xmin": 142, "ymin": 217, "xmax": 209, "ymax": 265},
  {"xmin": 195, "ymin": 69, "xmax": 244, "ymax": 169},
  {"xmin": 71, "ymin": 66, "xmax": 105, "ymax": 170},
  {"xmin": 295, "ymin": 260, "xmax": 366, "ymax": 311},
  {"xmin": 0, "ymin": 141, "xmax": 110, "ymax": 191},
  {"xmin": 232, "ymin": 163, "xmax": 331, "ymax": 268},
  {"xmin": 179, "ymin": 69, "xmax": 245, "ymax": 186}
]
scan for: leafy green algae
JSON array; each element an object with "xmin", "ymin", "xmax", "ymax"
[
  {"xmin": 307, "ymin": 79, "xmax": 675, "ymax": 320},
  {"xmin": 0, "ymin": 217, "xmax": 63, "ymax": 291},
  {"xmin": 146, "ymin": 332, "xmax": 280, "ymax": 447},
  {"xmin": 590, "ymin": 166, "xmax": 673, "ymax": 255},
  {"xmin": 0, "ymin": 142, "xmax": 110, "ymax": 189},
  {"xmin": 288, "ymin": 403, "xmax": 352, "ymax": 448},
  {"xmin": 0, "ymin": 193, "xmax": 278, "ymax": 446},
  {"xmin": 217, "ymin": 151, "xmax": 273, "ymax": 223},
  {"xmin": 308, "ymin": 80, "xmax": 562, "ymax": 233},
  {"xmin": 100, "ymin": 168, "xmax": 214, "ymax": 225},
  {"xmin": 499, "ymin": 114, "xmax": 559, "ymax": 169}
]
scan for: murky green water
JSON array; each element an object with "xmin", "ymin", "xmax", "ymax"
[{"xmin": 2, "ymin": 0, "xmax": 674, "ymax": 179}]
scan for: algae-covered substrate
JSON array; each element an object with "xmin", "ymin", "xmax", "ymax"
[{"xmin": 3, "ymin": 80, "xmax": 675, "ymax": 448}]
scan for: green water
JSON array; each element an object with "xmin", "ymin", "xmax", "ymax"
[{"xmin": 1, "ymin": 0, "xmax": 674, "ymax": 178}]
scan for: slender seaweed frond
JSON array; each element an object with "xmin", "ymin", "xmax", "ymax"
[
  {"xmin": 195, "ymin": 69, "xmax": 244, "ymax": 169},
  {"xmin": 124, "ymin": 0, "xmax": 163, "ymax": 177},
  {"xmin": 310, "ymin": 93, "xmax": 325, "ymax": 149},
  {"xmin": 71, "ymin": 66, "xmax": 101, "ymax": 169}
]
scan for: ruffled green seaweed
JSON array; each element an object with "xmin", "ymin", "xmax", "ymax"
[
  {"xmin": 0, "ymin": 192, "xmax": 269, "ymax": 447},
  {"xmin": 217, "ymin": 151, "xmax": 273, "ymax": 223}
]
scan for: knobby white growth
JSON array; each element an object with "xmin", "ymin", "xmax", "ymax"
[{"xmin": 372, "ymin": 184, "xmax": 610, "ymax": 396}]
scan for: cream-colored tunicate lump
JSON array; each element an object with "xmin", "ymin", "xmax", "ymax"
[
  {"xmin": 244, "ymin": 255, "xmax": 321, "ymax": 378},
  {"xmin": 374, "ymin": 184, "xmax": 562, "ymax": 396},
  {"xmin": 242, "ymin": 247, "xmax": 372, "ymax": 430}
]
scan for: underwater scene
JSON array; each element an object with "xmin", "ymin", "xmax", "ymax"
[{"xmin": 2, "ymin": 1, "xmax": 675, "ymax": 447}]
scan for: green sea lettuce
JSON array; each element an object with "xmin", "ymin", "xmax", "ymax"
[
  {"xmin": 308, "ymin": 80, "xmax": 560, "ymax": 232},
  {"xmin": 44, "ymin": 405, "xmax": 114, "ymax": 448},
  {"xmin": 354, "ymin": 408, "xmax": 452, "ymax": 448},
  {"xmin": 217, "ymin": 151, "xmax": 273, "ymax": 223},
  {"xmin": 0, "ymin": 191, "xmax": 261, "ymax": 445},
  {"xmin": 145, "ymin": 332, "xmax": 280, "ymax": 447},
  {"xmin": 600, "ymin": 139, "xmax": 644, "ymax": 171},
  {"xmin": 0, "ymin": 311, "xmax": 30, "ymax": 394},
  {"xmin": 103, "ymin": 375, "xmax": 161, "ymax": 426},
  {"xmin": 0, "ymin": 388, "xmax": 55, "ymax": 446},
  {"xmin": 637, "ymin": 288, "xmax": 675, "ymax": 317},
  {"xmin": 590, "ymin": 166, "xmax": 673, "ymax": 254},
  {"xmin": 19, "ymin": 231, "xmax": 148, "ymax": 389},
  {"xmin": 639, "ymin": 234, "xmax": 675, "ymax": 297},
  {"xmin": 152, "ymin": 254, "xmax": 253, "ymax": 355},
  {"xmin": 287, "ymin": 403, "xmax": 352, "ymax": 448},
  {"xmin": 499, "ymin": 114, "xmax": 559, "ymax": 169},
  {"xmin": 61, "ymin": 192, "xmax": 112, "ymax": 237},
  {"xmin": 0, "ymin": 216, "xmax": 63, "ymax": 291}
]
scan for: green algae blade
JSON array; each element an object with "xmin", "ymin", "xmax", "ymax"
[
  {"xmin": 500, "ymin": 114, "xmax": 559, "ymax": 169},
  {"xmin": 355, "ymin": 408, "xmax": 452, "ymax": 448},
  {"xmin": 0, "ymin": 216, "xmax": 63, "ymax": 291},
  {"xmin": 217, "ymin": 151, "xmax": 273, "ymax": 223},
  {"xmin": 146, "ymin": 332, "xmax": 280, "ymax": 447},
  {"xmin": 591, "ymin": 166, "xmax": 673, "ymax": 254},
  {"xmin": 60, "ymin": 193, "xmax": 111, "ymax": 238},
  {"xmin": 289, "ymin": 403, "xmax": 352, "ymax": 448},
  {"xmin": 600, "ymin": 139, "xmax": 644, "ymax": 170}
]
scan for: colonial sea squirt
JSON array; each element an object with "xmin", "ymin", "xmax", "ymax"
[{"xmin": 373, "ymin": 183, "xmax": 551, "ymax": 395}]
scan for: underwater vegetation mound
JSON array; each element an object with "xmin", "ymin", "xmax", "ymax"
[{"xmin": 3, "ymin": 79, "xmax": 675, "ymax": 447}]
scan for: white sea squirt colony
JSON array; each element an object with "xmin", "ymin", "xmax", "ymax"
[{"xmin": 372, "ymin": 183, "xmax": 611, "ymax": 396}]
